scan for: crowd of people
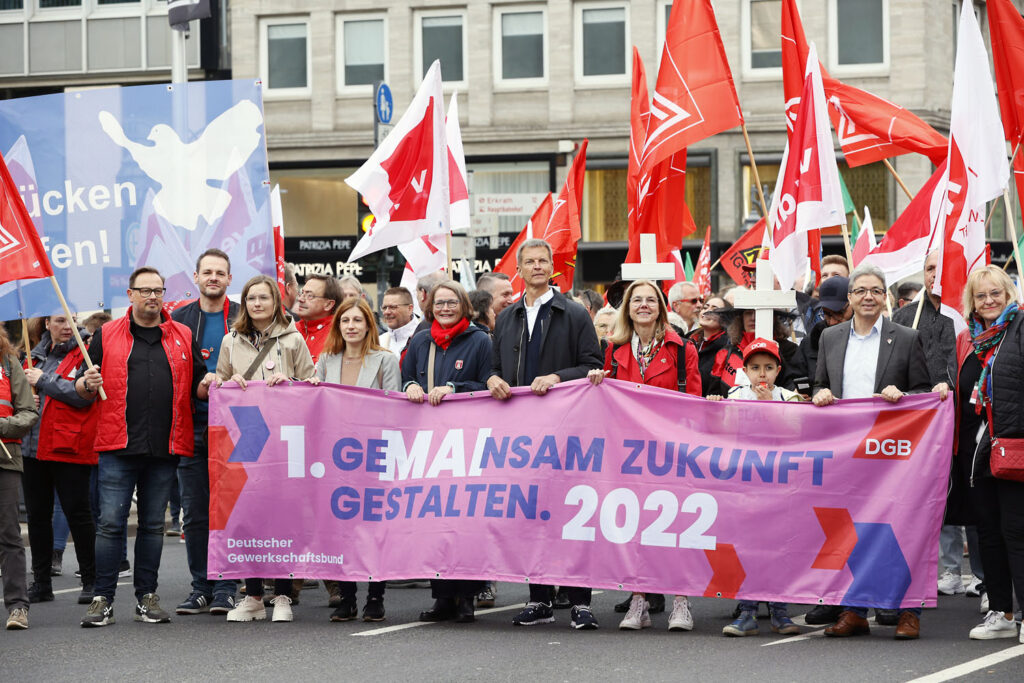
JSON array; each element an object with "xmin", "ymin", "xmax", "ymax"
[{"xmin": 0, "ymin": 238, "xmax": 1021, "ymax": 644}]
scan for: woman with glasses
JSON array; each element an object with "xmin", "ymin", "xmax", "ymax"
[
  {"xmin": 215, "ymin": 274, "xmax": 314, "ymax": 624},
  {"xmin": 687, "ymin": 296, "xmax": 732, "ymax": 397},
  {"xmin": 587, "ymin": 280, "xmax": 701, "ymax": 633},
  {"xmin": 947, "ymin": 266, "xmax": 1024, "ymax": 642},
  {"xmin": 402, "ymin": 280, "xmax": 492, "ymax": 623}
]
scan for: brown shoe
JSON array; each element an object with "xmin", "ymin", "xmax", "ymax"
[
  {"xmin": 894, "ymin": 611, "xmax": 920, "ymax": 640},
  {"xmin": 824, "ymin": 610, "xmax": 870, "ymax": 637}
]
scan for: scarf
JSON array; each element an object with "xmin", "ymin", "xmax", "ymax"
[
  {"xmin": 632, "ymin": 332, "xmax": 664, "ymax": 380},
  {"xmin": 969, "ymin": 301, "xmax": 1018, "ymax": 409},
  {"xmin": 431, "ymin": 317, "xmax": 470, "ymax": 350}
]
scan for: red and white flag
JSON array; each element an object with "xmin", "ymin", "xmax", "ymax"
[
  {"xmin": 346, "ymin": 60, "xmax": 449, "ymax": 262},
  {"xmin": 987, "ymin": 0, "xmax": 1024, "ymax": 225},
  {"xmin": 446, "ymin": 92, "xmax": 470, "ymax": 232},
  {"xmin": 935, "ymin": 4, "xmax": 1010, "ymax": 330},
  {"xmin": 0, "ymin": 150, "xmax": 53, "ymax": 285},
  {"xmin": 270, "ymin": 184, "xmax": 287, "ymax": 299},
  {"xmin": 639, "ymin": 0, "xmax": 741, "ymax": 177},
  {"xmin": 768, "ymin": 44, "xmax": 846, "ymax": 290},
  {"xmin": 694, "ymin": 229, "xmax": 712, "ymax": 299},
  {"xmin": 851, "ymin": 206, "xmax": 877, "ymax": 267},
  {"xmin": 541, "ymin": 140, "xmax": 588, "ymax": 292}
]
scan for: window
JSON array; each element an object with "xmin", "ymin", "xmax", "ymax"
[
  {"xmin": 416, "ymin": 11, "xmax": 466, "ymax": 85},
  {"xmin": 0, "ymin": 1, "xmax": 23, "ymax": 9},
  {"xmin": 494, "ymin": 6, "xmax": 546, "ymax": 86},
  {"xmin": 260, "ymin": 18, "xmax": 311, "ymax": 97},
  {"xmin": 575, "ymin": 3, "xmax": 628, "ymax": 85},
  {"xmin": 740, "ymin": 0, "xmax": 783, "ymax": 79},
  {"xmin": 337, "ymin": 14, "xmax": 386, "ymax": 91},
  {"xmin": 39, "ymin": 0, "xmax": 80, "ymax": 6},
  {"xmin": 829, "ymin": 0, "xmax": 888, "ymax": 73}
]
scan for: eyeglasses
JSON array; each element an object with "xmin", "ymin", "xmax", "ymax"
[
  {"xmin": 433, "ymin": 299, "xmax": 460, "ymax": 309},
  {"xmin": 973, "ymin": 289, "xmax": 1005, "ymax": 303},
  {"xmin": 850, "ymin": 287, "xmax": 885, "ymax": 298},
  {"xmin": 130, "ymin": 287, "xmax": 165, "ymax": 298},
  {"xmin": 380, "ymin": 304, "xmax": 409, "ymax": 312},
  {"xmin": 629, "ymin": 297, "xmax": 660, "ymax": 307},
  {"xmin": 296, "ymin": 291, "xmax": 325, "ymax": 301}
]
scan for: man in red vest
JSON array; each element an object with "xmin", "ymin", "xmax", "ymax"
[{"xmin": 74, "ymin": 267, "xmax": 217, "ymax": 628}]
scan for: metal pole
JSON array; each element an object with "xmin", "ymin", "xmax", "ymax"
[{"xmin": 171, "ymin": 27, "xmax": 188, "ymax": 84}]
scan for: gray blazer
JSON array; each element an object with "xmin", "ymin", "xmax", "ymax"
[
  {"xmin": 813, "ymin": 317, "xmax": 932, "ymax": 398},
  {"xmin": 314, "ymin": 348, "xmax": 401, "ymax": 390}
]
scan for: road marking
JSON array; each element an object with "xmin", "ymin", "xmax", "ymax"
[
  {"xmin": 352, "ymin": 591, "xmax": 604, "ymax": 636},
  {"xmin": 761, "ymin": 615, "xmax": 887, "ymax": 646},
  {"xmin": 53, "ymin": 581, "xmax": 131, "ymax": 596},
  {"xmin": 907, "ymin": 644, "xmax": 1024, "ymax": 682}
]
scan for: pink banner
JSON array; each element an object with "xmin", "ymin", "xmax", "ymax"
[{"xmin": 207, "ymin": 379, "xmax": 954, "ymax": 608}]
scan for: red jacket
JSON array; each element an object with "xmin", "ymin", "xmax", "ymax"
[
  {"xmin": 603, "ymin": 329, "xmax": 702, "ymax": 396},
  {"xmin": 93, "ymin": 310, "xmax": 196, "ymax": 457},
  {"xmin": 0, "ymin": 358, "xmax": 18, "ymax": 444},
  {"xmin": 296, "ymin": 315, "xmax": 334, "ymax": 364},
  {"xmin": 952, "ymin": 329, "xmax": 974, "ymax": 451},
  {"xmin": 37, "ymin": 346, "xmax": 100, "ymax": 465}
]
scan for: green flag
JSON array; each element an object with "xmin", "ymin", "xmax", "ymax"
[
  {"xmin": 838, "ymin": 171, "xmax": 855, "ymax": 215},
  {"xmin": 683, "ymin": 252, "xmax": 695, "ymax": 281},
  {"xmin": 849, "ymin": 210, "xmax": 861, "ymax": 244}
]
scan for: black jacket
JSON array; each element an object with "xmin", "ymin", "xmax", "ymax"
[
  {"xmin": 686, "ymin": 328, "xmax": 729, "ymax": 397},
  {"xmin": 491, "ymin": 289, "xmax": 603, "ymax": 386},
  {"xmin": 975, "ymin": 313, "xmax": 1024, "ymax": 480},
  {"xmin": 171, "ymin": 298, "xmax": 241, "ymax": 341},
  {"xmin": 892, "ymin": 297, "xmax": 956, "ymax": 387},
  {"xmin": 402, "ymin": 323, "xmax": 492, "ymax": 393}
]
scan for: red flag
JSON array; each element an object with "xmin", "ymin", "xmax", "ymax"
[
  {"xmin": 627, "ymin": 47, "xmax": 649, "ymax": 261},
  {"xmin": 988, "ymin": 0, "xmax": 1024, "ymax": 223},
  {"xmin": 270, "ymin": 185, "xmax": 286, "ymax": 298},
  {"xmin": 0, "ymin": 151, "xmax": 53, "ymax": 285},
  {"xmin": 782, "ymin": 0, "xmax": 946, "ymax": 166},
  {"xmin": 538, "ymin": 140, "xmax": 588, "ymax": 292},
  {"xmin": 493, "ymin": 193, "xmax": 554, "ymax": 298},
  {"xmin": 720, "ymin": 218, "xmax": 767, "ymax": 287},
  {"xmin": 639, "ymin": 0, "xmax": 741, "ymax": 176},
  {"xmin": 694, "ymin": 229, "xmax": 712, "ymax": 298}
]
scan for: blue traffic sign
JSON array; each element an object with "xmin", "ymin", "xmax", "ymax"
[{"xmin": 375, "ymin": 83, "xmax": 393, "ymax": 125}]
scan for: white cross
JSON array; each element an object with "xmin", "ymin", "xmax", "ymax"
[
  {"xmin": 621, "ymin": 233, "xmax": 676, "ymax": 281},
  {"xmin": 732, "ymin": 259, "xmax": 797, "ymax": 339}
]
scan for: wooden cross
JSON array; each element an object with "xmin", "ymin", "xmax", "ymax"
[
  {"xmin": 732, "ymin": 259, "xmax": 797, "ymax": 339},
  {"xmin": 621, "ymin": 233, "xmax": 676, "ymax": 281}
]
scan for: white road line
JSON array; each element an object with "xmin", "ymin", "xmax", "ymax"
[
  {"xmin": 907, "ymin": 644, "xmax": 1024, "ymax": 682},
  {"xmin": 761, "ymin": 615, "xmax": 885, "ymax": 646},
  {"xmin": 352, "ymin": 590, "xmax": 604, "ymax": 637},
  {"xmin": 54, "ymin": 581, "xmax": 131, "ymax": 596}
]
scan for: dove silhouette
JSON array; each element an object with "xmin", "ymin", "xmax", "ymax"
[{"xmin": 98, "ymin": 100, "xmax": 264, "ymax": 232}]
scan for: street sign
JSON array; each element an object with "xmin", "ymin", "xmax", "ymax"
[
  {"xmin": 468, "ymin": 214, "xmax": 499, "ymax": 237},
  {"xmin": 473, "ymin": 193, "xmax": 548, "ymax": 216},
  {"xmin": 375, "ymin": 82, "xmax": 393, "ymax": 124},
  {"xmin": 449, "ymin": 236, "xmax": 476, "ymax": 260}
]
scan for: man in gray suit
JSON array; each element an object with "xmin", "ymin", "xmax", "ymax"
[{"xmin": 811, "ymin": 263, "xmax": 932, "ymax": 641}]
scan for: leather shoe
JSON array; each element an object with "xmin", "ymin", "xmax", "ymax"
[
  {"xmin": 824, "ymin": 610, "xmax": 871, "ymax": 637},
  {"xmin": 419, "ymin": 598, "xmax": 457, "ymax": 622},
  {"xmin": 805, "ymin": 604, "xmax": 843, "ymax": 625},
  {"xmin": 454, "ymin": 597, "xmax": 475, "ymax": 623},
  {"xmin": 894, "ymin": 611, "xmax": 920, "ymax": 640}
]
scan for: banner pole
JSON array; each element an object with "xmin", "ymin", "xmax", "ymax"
[
  {"xmin": 882, "ymin": 159, "xmax": 914, "ymax": 201},
  {"xmin": 47, "ymin": 276, "xmax": 105, "ymax": 401}
]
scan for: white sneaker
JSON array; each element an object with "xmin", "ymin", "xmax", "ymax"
[
  {"xmin": 937, "ymin": 569, "xmax": 965, "ymax": 595},
  {"xmin": 226, "ymin": 595, "xmax": 266, "ymax": 622},
  {"xmin": 969, "ymin": 611, "xmax": 1018, "ymax": 640},
  {"xmin": 668, "ymin": 595, "xmax": 694, "ymax": 631},
  {"xmin": 271, "ymin": 595, "xmax": 293, "ymax": 622},
  {"xmin": 965, "ymin": 575, "xmax": 983, "ymax": 597},
  {"xmin": 618, "ymin": 594, "xmax": 651, "ymax": 630},
  {"xmin": 980, "ymin": 592, "xmax": 989, "ymax": 614}
]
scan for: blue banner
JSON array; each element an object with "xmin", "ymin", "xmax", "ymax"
[{"xmin": 0, "ymin": 79, "xmax": 273, "ymax": 318}]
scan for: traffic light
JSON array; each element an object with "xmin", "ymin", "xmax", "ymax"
[{"xmin": 358, "ymin": 194, "xmax": 375, "ymax": 233}]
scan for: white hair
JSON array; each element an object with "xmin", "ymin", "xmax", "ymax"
[{"xmin": 667, "ymin": 281, "xmax": 698, "ymax": 304}]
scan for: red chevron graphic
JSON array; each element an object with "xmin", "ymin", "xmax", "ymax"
[
  {"xmin": 703, "ymin": 543, "xmax": 746, "ymax": 599},
  {"xmin": 208, "ymin": 425, "xmax": 248, "ymax": 531},
  {"xmin": 812, "ymin": 507, "xmax": 857, "ymax": 570}
]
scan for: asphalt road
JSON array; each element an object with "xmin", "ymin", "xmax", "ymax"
[{"xmin": 2, "ymin": 536, "xmax": 1022, "ymax": 682}]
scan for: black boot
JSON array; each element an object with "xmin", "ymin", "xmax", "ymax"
[
  {"xmin": 419, "ymin": 598, "xmax": 457, "ymax": 622},
  {"xmin": 455, "ymin": 597, "xmax": 475, "ymax": 623},
  {"xmin": 28, "ymin": 581, "xmax": 54, "ymax": 603}
]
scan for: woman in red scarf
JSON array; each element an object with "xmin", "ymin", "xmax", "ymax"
[{"xmin": 401, "ymin": 280, "xmax": 492, "ymax": 622}]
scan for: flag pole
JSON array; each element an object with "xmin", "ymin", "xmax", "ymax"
[
  {"xmin": 1002, "ymin": 188, "xmax": 1024, "ymax": 297},
  {"xmin": 20, "ymin": 318, "xmax": 31, "ymax": 364},
  {"xmin": 741, "ymin": 123, "xmax": 771, "ymax": 223},
  {"xmin": 446, "ymin": 234, "xmax": 453, "ymax": 275},
  {"xmin": 882, "ymin": 159, "xmax": 914, "ymax": 201},
  {"xmin": 46, "ymin": 276, "xmax": 105, "ymax": 400},
  {"xmin": 840, "ymin": 220, "xmax": 854, "ymax": 266}
]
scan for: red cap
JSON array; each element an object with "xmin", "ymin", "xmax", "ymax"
[{"xmin": 742, "ymin": 337, "xmax": 782, "ymax": 365}]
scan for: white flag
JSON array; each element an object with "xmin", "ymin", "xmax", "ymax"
[
  {"xmin": 346, "ymin": 60, "xmax": 449, "ymax": 262},
  {"xmin": 446, "ymin": 92, "xmax": 470, "ymax": 231}
]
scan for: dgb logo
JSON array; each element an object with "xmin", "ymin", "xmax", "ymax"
[{"xmin": 853, "ymin": 409, "xmax": 937, "ymax": 461}]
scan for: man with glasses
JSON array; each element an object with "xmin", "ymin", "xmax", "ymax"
[
  {"xmin": 811, "ymin": 263, "xmax": 931, "ymax": 640},
  {"xmin": 667, "ymin": 282, "xmax": 702, "ymax": 334},
  {"xmin": 799, "ymin": 276, "xmax": 852, "ymax": 383},
  {"xmin": 378, "ymin": 287, "xmax": 419, "ymax": 359},
  {"xmin": 295, "ymin": 274, "xmax": 343, "ymax": 364},
  {"xmin": 74, "ymin": 267, "xmax": 218, "ymax": 627}
]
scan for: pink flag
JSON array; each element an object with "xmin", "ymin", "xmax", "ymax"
[
  {"xmin": 346, "ymin": 61, "xmax": 449, "ymax": 262},
  {"xmin": 934, "ymin": 5, "xmax": 1010, "ymax": 330},
  {"xmin": 768, "ymin": 44, "xmax": 847, "ymax": 289},
  {"xmin": 850, "ymin": 207, "xmax": 877, "ymax": 267}
]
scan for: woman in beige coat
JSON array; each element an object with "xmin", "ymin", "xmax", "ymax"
[{"xmin": 214, "ymin": 274, "xmax": 313, "ymax": 624}]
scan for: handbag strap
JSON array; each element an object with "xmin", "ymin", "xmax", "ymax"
[
  {"xmin": 982, "ymin": 340, "xmax": 1005, "ymax": 442},
  {"xmin": 427, "ymin": 343, "xmax": 437, "ymax": 392},
  {"xmin": 242, "ymin": 337, "xmax": 278, "ymax": 381}
]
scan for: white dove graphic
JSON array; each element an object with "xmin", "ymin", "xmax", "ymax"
[{"xmin": 98, "ymin": 100, "xmax": 264, "ymax": 232}]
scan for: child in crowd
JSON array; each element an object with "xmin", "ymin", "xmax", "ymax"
[{"xmin": 708, "ymin": 337, "xmax": 801, "ymax": 636}]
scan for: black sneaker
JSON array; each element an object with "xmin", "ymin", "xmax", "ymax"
[
  {"xmin": 512, "ymin": 601, "xmax": 555, "ymax": 626},
  {"xmin": 209, "ymin": 594, "xmax": 235, "ymax": 615},
  {"xmin": 570, "ymin": 605, "xmax": 599, "ymax": 630},
  {"xmin": 28, "ymin": 582, "xmax": 54, "ymax": 603},
  {"xmin": 175, "ymin": 592, "xmax": 212, "ymax": 615},
  {"xmin": 363, "ymin": 597, "xmax": 386, "ymax": 622},
  {"xmin": 118, "ymin": 560, "xmax": 132, "ymax": 578},
  {"xmin": 330, "ymin": 599, "xmax": 358, "ymax": 622},
  {"xmin": 553, "ymin": 587, "xmax": 571, "ymax": 609},
  {"xmin": 134, "ymin": 593, "xmax": 171, "ymax": 623},
  {"xmin": 81, "ymin": 596, "xmax": 114, "ymax": 627},
  {"xmin": 51, "ymin": 549, "xmax": 64, "ymax": 577},
  {"xmin": 77, "ymin": 585, "xmax": 95, "ymax": 605},
  {"xmin": 805, "ymin": 604, "xmax": 843, "ymax": 625},
  {"xmin": 647, "ymin": 593, "xmax": 666, "ymax": 614},
  {"xmin": 614, "ymin": 594, "xmax": 632, "ymax": 613}
]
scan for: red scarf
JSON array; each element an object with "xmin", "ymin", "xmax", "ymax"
[{"xmin": 431, "ymin": 318, "xmax": 470, "ymax": 350}]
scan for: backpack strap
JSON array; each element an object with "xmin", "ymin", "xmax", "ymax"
[
  {"xmin": 675, "ymin": 338, "xmax": 689, "ymax": 394},
  {"xmin": 610, "ymin": 344, "xmax": 621, "ymax": 379}
]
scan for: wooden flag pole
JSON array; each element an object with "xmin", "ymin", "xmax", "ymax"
[
  {"xmin": 741, "ymin": 122, "xmax": 771, "ymax": 225},
  {"xmin": 840, "ymin": 219, "xmax": 855, "ymax": 267},
  {"xmin": 46, "ymin": 276, "xmax": 105, "ymax": 400},
  {"xmin": 446, "ymin": 233, "xmax": 453, "ymax": 275},
  {"xmin": 883, "ymin": 159, "xmax": 914, "ymax": 201},
  {"xmin": 20, "ymin": 318, "xmax": 35, "ymax": 398}
]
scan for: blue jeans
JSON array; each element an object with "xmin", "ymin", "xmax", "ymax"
[
  {"xmin": 53, "ymin": 493, "xmax": 70, "ymax": 552},
  {"xmin": 738, "ymin": 600, "xmax": 787, "ymax": 613},
  {"xmin": 179, "ymin": 422, "xmax": 235, "ymax": 597},
  {"xmin": 94, "ymin": 454, "xmax": 178, "ymax": 603},
  {"xmin": 939, "ymin": 525, "xmax": 985, "ymax": 579}
]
